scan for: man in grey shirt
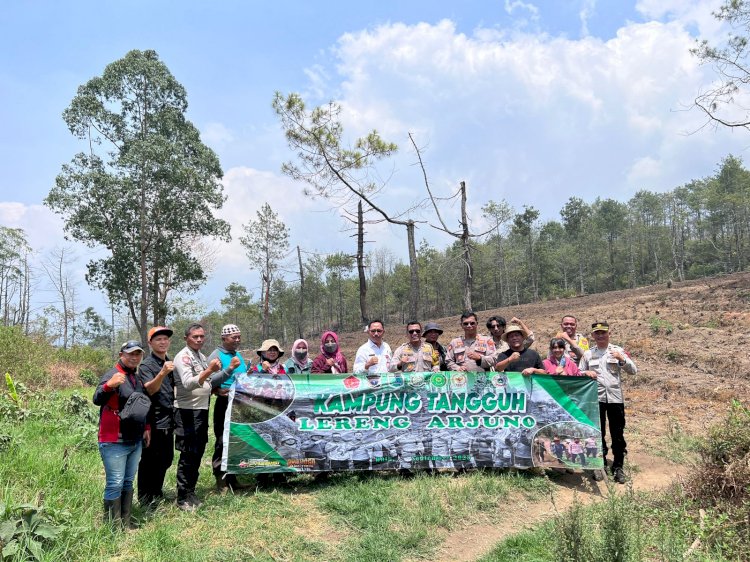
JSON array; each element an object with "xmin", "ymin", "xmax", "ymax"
[{"xmin": 172, "ymin": 323, "xmax": 234, "ymax": 511}]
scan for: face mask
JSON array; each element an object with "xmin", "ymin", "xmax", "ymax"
[
  {"xmin": 324, "ymin": 343, "xmax": 337, "ymax": 354},
  {"xmin": 294, "ymin": 349, "xmax": 307, "ymax": 360}
]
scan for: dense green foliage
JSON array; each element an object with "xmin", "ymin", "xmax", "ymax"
[{"xmin": 45, "ymin": 49, "xmax": 230, "ymax": 344}]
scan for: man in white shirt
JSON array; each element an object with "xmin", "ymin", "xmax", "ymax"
[{"xmin": 353, "ymin": 320, "xmax": 392, "ymax": 373}]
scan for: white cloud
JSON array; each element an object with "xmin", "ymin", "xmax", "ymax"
[
  {"xmin": 579, "ymin": 0, "xmax": 597, "ymax": 37},
  {"xmin": 504, "ymin": 0, "xmax": 540, "ymax": 21},
  {"xmin": 320, "ymin": 12, "xmax": 748, "ymax": 218},
  {"xmin": 201, "ymin": 122, "xmax": 235, "ymax": 149}
]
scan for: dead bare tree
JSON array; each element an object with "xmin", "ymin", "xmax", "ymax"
[
  {"xmin": 273, "ymin": 93, "xmax": 424, "ymax": 320},
  {"xmin": 409, "ymin": 133, "xmax": 496, "ymax": 311}
]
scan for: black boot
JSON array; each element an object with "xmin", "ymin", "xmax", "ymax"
[
  {"xmin": 120, "ymin": 490, "xmax": 136, "ymax": 530},
  {"xmin": 103, "ymin": 497, "xmax": 121, "ymax": 526}
]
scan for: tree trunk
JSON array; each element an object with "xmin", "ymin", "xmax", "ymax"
[
  {"xmin": 138, "ymin": 185, "xmax": 147, "ymax": 344},
  {"xmin": 406, "ymin": 221, "xmax": 419, "ymax": 320},
  {"xmin": 297, "ymin": 245, "xmax": 304, "ymax": 339},
  {"xmin": 357, "ymin": 201, "xmax": 368, "ymax": 325},
  {"xmin": 460, "ymin": 182, "xmax": 473, "ymax": 311}
]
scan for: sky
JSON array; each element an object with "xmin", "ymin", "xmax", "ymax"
[{"xmin": 1, "ymin": 0, "xmax": 748, "ymax": 322}]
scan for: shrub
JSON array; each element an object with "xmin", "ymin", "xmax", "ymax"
[
  {"xmin": 648, "ymin": 316, "xmax": 673, "ymax": 335},
  {"xmin": 55, "ymin": 346, "xmax": 111, "ymax": 375},
  {"xmin": 78, "ymin": 369, "xmax": 99, "ymax": 386},
  {"xmin": 684, "ymin": 400, "xmax": 750, "ymax": 559},
  {"xmin": 0, "ymin": 327, "xmax": 50, "ymax": 387}
]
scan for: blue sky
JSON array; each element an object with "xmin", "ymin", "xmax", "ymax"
[{"xmin": 1, "ymin": 0, "xmax": 747, "ymax": 323}]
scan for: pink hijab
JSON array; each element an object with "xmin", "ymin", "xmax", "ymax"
[{"xmin": 320, "ymin": 331, "xmax": 347, "ymax": 372}]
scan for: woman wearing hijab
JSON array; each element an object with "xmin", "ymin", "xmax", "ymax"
[
  {"xmin": 542, "ymin": 337, "xmax": 582, "ymax": 376},
  {"xmin": 252, "ymin": 339, "xmax": 287, "ymax": 374},
  {"xmin": 284, "ymin": 339, "xmax": 313, "ymax": 373},
  {"xmin": 311, "ymin": 331, "xmax": 348, "ymax": 373}
]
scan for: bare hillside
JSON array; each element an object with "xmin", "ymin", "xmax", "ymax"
[{"xmin": 336, "ymin": 271, "xmax": 750, "ymax": 434}]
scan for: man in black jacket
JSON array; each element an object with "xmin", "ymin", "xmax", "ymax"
[{"xmin": 137, "ymin": 326, "xmax": 175, "ymax": 507}]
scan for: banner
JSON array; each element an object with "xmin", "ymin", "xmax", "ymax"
[{"xmin": 221, "ymin": 371, "xmax": 604, "ymax": 473}]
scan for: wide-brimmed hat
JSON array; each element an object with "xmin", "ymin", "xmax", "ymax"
[
  {"xmin": 256, "ymin": 339, "xmax": 284, "ymax": 356},
  {"xmin": 147, "ymin": 326, "xmax": 173, "ymax": 341},
  {"xmin": 500, "ymin": 324, "xmax": 524, "ymax": 342},
  {"xmin": 423, "ymin": 322, "xmax": 443, "ymax": 335}
]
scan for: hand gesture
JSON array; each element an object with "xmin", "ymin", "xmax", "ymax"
[
  {"xmin": 326, "ymin": 357, "xmax": 335, "ymax": 367},
  {"xmin": 208, "ymin": 358, "xmax": 222, "ymax": 372},
  {"xmin": 509, "ymin": 352, "xmax": 521, "ymax": 363},
  {"xmin": 107, "ymin": 372, "xmax": 126, "ymax": 388},
  {"xmin": 556, "ymin": 365, "xmax": 564, "ymax": 375},
  {"xmin": 611, "ymin": 350, "xmax": 625, "ymax": 362},
  {"xmin": 262, "ymin": 361, "xmax": 271, "ymax": 372},
  {"xmin": 161, "ymin": 361, "xmax": 174, "ymax": 375},
  {"xmin": 229, "ymin": 356, "xmax": 241, "ymax": 370},
  {"xmin": 366, "ymin": 355, "xmax": 379, "ymax": 368},
  {"xmin": 510, "ymin": 316, "xmax": 521, "ymax": 324},
  {"xmin": 467, "ymin": 351, "xmax": 482, "ymax": 361}
]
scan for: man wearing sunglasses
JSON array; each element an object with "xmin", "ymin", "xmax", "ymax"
[
  {"xmin": 446, "ymin": 311, "xmax": 496, "ymax": 372},
  {"xmin": 484, "ymin": 315, "xmax": 535, "ymax": 357},
  {"xmin": 353, "ymin": 319, "xmax": 392, "ymax": 373},
  {"xmin": 390, "ymin": 321, "xmax": 439, "ymax": 373}
]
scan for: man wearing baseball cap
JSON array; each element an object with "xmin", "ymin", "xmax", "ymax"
[
  {"xmin": 580, "ymin": 321, "xmax": 637, "ymax": 484},
  {"xmin": 206, "ymin": 324, "xmax": 246, "ymax": 491},
  {"xmin": 136, "ymin": 326, "xmax": 175, "ymax": 507}
]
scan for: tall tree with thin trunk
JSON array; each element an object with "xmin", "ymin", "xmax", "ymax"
[
  {"xmin": 41, "ymin": 246, "xmax": 78, "ymax": 348},
  {"xmin": 240, "ymin": 203, "xmax": 289, "ymax": 338}
]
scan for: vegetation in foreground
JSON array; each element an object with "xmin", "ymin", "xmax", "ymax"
[
  {"xmin": 482, "ymin": 401, "xmax": 750, "ymax": 562},
  {"xmin": 0, "ymin": 380, "xmax": 552, "ymax": 561}
]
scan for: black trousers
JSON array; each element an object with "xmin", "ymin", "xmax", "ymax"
[
  {"xmin": 599, "ymin": 402, "xmax": 627, "ymax": 470},
  {"xmin": 212, "ymin": 395, "xmax": 229, "ymax": 478},
  {"xmin": 175, "ymin": 408, "xmax": 209, "ymax": 500},
  {"xmin": 137, "ymin": 427, "xmax": 174, "ymax": 502}
]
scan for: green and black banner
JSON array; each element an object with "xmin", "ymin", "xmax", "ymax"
[{"xmin": 221, "ymin": 371, "xmax": 604, "ymax": 473}]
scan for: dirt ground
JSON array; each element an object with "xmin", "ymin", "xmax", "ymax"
[{"xmin": 337, "ymin": 271, "xmax": 750, "ymax": 561}]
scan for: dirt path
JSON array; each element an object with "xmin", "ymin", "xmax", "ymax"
[{"xmin": 432, "ymin": 447, "xmax": 686, "ymax": 562}]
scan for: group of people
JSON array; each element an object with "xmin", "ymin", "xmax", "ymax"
[{"xmin": 93, "ymin": 311, "xmax": 637, "ymax": 526}]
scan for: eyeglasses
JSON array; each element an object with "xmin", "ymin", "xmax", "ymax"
[
  {"xmin": 408, "ymin": 329, "xmax": 422, "ymax": 334},
  {"xmin": 462, "ymin": 321, "xmax": 477, "ymax": 326}
]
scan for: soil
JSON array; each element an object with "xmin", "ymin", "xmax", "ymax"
[{"xmin": 337, "ymin": 271, "xmax": 750, "ymax": 561}]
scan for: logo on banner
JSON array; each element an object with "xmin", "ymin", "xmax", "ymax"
[
  {"xmin": 430, "ymin": 373, "xmax": 448, "ymax": 388},
  {"xmin": 343, "ymin": 375, "xmax": 360, "ymax": 390},
  {"xmin": 451, "ymin": 373, "xmax": 467, "ymax": 386}
]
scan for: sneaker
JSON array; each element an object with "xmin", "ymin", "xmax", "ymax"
[
  {"xmin": 592, "ymin": 469, "xmax": 605, "ymax": 482},
  {"xmin": 614, "ymin": 468, "xmax": 626, "ymax": 484},
  {"xmin": 188, "ymin": 493, "xmax": 203, "ymax": 507}
]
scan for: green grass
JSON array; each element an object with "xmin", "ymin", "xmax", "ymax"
[
  {"xmin": 479, "ymin": 486, "xmax": 738, "ymax": 562},
  {"xmin": 0, "ymin": 388, "xmax": 551, "ymax": 562}
]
